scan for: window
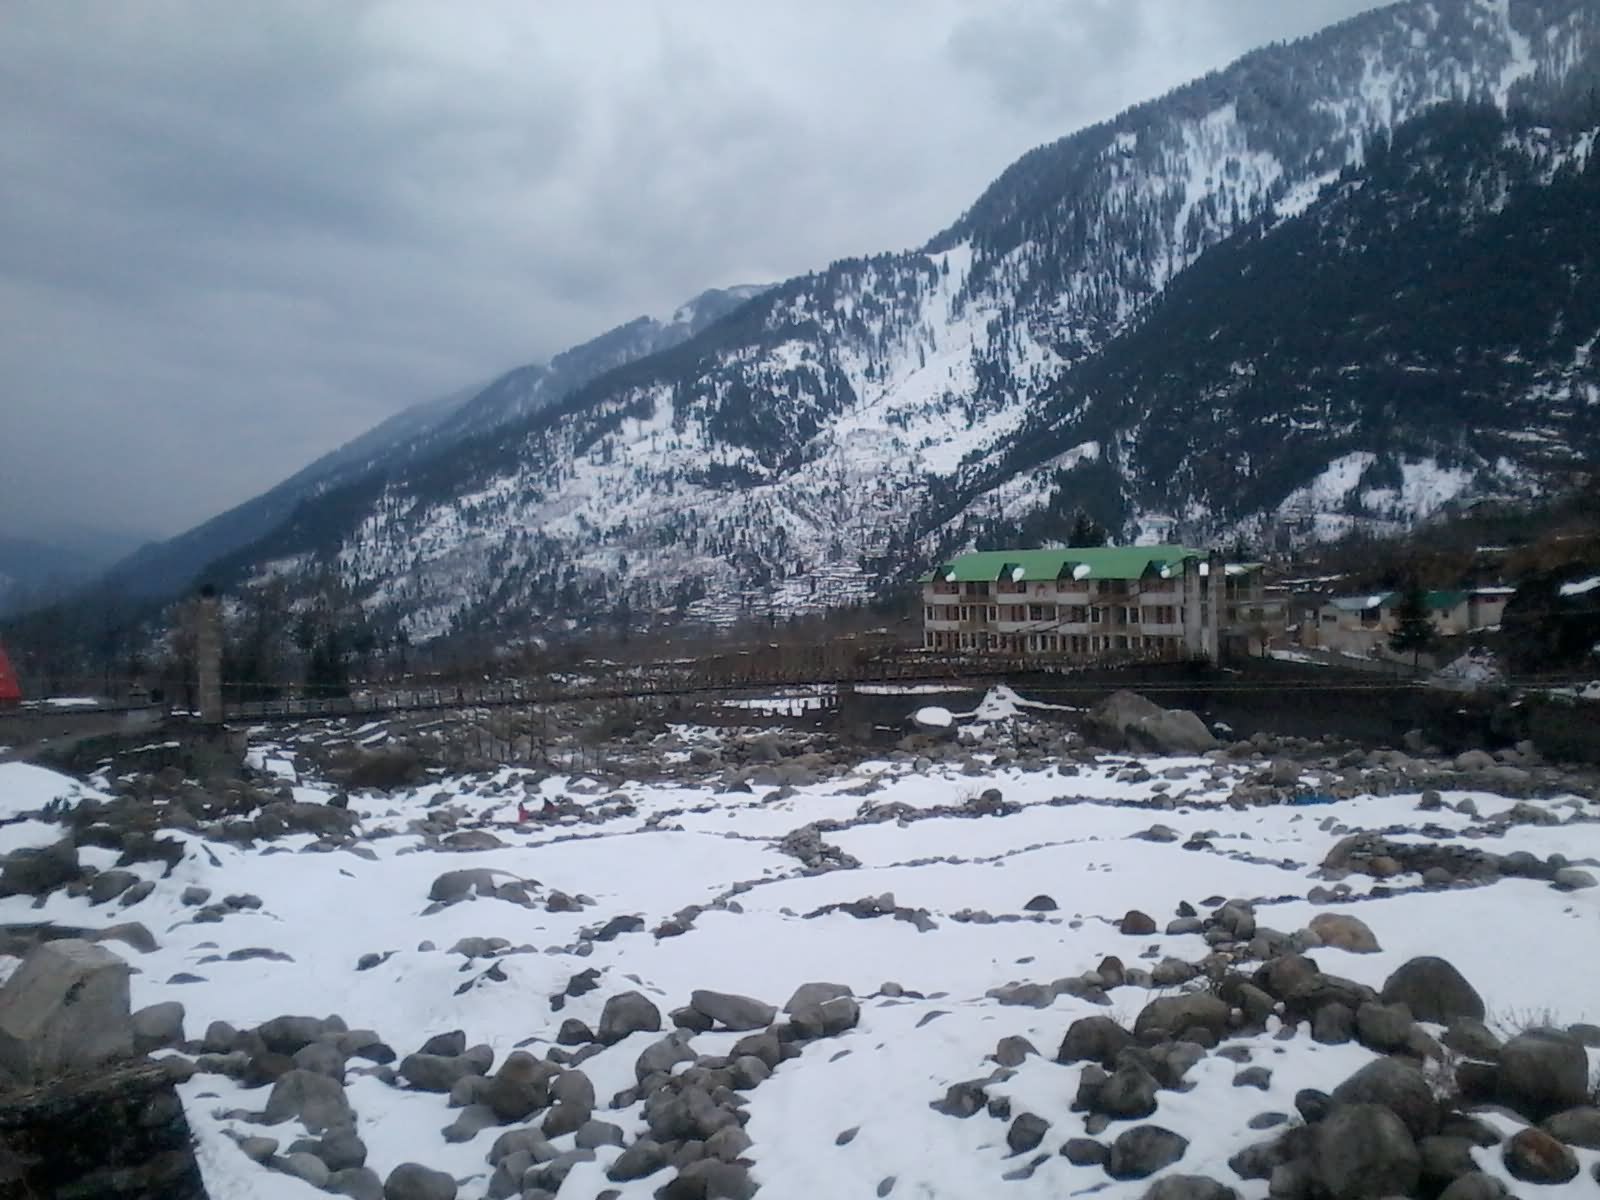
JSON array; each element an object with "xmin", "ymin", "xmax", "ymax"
[
  {"xmin": 988, "ymin": 606, "xmax": 997, "ymax": 622},
  {"xmin": 1028, "ymin": 604, "xmax": 1054, "ymax": 622},
  {"xmin": 1098, "ymin": 580, "xmax": 1128, "ymax": 596},
  {"xmin": 997, "ymin": 580, "xmax": 1025, "ymax": 594}
]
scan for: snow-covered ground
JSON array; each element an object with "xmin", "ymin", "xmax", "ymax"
[{"xmin": 0, "ymin": 695, "xmax": 1597, "ymax": 1200}]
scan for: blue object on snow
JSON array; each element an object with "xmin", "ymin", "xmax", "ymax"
[{"xmin": 1288, "ymin": 791, "xmax": 1337, "ymax": 806}]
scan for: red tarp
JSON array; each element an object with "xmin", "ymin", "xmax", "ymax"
[{"xmin": 0, "ymin": 639, "xmax": 21, "ymax": 706}]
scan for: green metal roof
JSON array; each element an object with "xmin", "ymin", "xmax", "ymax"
[
  {"xmin": 921, "ymin": 545, "xmax": 1206, "ymax": 584},
  {"xmin": 1330, "ymin": 589, "xmax": 1470, "ymax": 612}
]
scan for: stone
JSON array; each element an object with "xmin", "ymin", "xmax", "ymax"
[
  {"xmin": 1553, "ymin": 867, "xmax": 1597, "ymax": 890},
  {"xmin": 606, "ymin": 1137, "xmax": 670, "ymax": 1181},
  {"xmin": 0, "ymin": 938, "xmax": 132, "ymax": 1083},
  {"xmin": 237, "ymin": 1135, "xmax": 279, "ymax": 1162},
  {"xmin": 1107, "ymin": 1125, "xmax": 1189, "ymax": 1180},
  {"xmin": 1441, "ymin": 1017, "xmax": 1501, "ymax": 1060},
  {"xmin": 1379, "ymin": 957, "xmax": 1483, "ymax": 1024},
  {"xmin": 1331, "ymin": 1058, "xmax": 1437, "ymax": 1139},
  {"xmin": 1140, "ymin": 1176, "xmax": 1239, "ymax": 1200},
  {"xmin": 1499, "ymin": 1029, "xmax": 1591, "ymax": 1119},
  {"xmin": 318, "ymin": 1129, "xmax": 368, "ymax": 1171},
  {"xmin": 783, "ymin": 982, "xmax": 852, "ymax": 1012},
  {"xmin": 1121, "ymin": 910, "xmax": 1157, "ymax": 935},
  {"xmin": 690, "ymin": 989, "xmax": 777, "ymax": 1031},
  {"xmin": 659, "ymin": 1158, "xmax": 757, "ymax": 1200},
  {"xmin": 704, "ymin": 1125, "xmax": 753, "ymax": 1162},
  {"xmin": 1058, "ymin": 1135, "xmax": 1107, "ymax": 1165},
  {"xmin": 1543, "ymin": 1106, "xmax": 1600, "ymax": 1149},
  {"xmin": 541, "ymin": 1102, "xmax": 589, "ymax": 1138},
  {"xmin": 597, "ymin": 991, "xmax": 662, "ymax": 1044},
  {"xmin": 556, "ymin": 1018, "xmax": 594, "ymax": 1046},
  {"xmin": 635, "ymin": 1033, "xmax": 696, "ymax": 1084},
  {"xmin": 1437, "ymin": 1172, "xmax": 1508, "ymax": 1200},
  {"xmin": 1006, "ymin": 1112, "xmax": 1049, "ymax": 1154},
  {"xmin": 1418, "ymin": 1134, "xmax": 1476, "ymax": 1187},
  {"xmin": 131, "ymin": 1000, "xmax": 186, "ymax": 1053},
  {"xmin": 328, "ymin": 1163, "xmax": 383, "ymax": 1196},
  {"xmin": 418, "ymin": 1030, "xmax": 466, "ymax": 1056},
  {"xmin": 1311, "ymin": 1002, "xmax": 1354, "ymax": 1044},
  {"xmin": 88, "ymin": 868, "xmax": 140, "ymax": 904},
  {"xmin": 1307, "ymin": 913, "xmax": 1380, "ymax": 953},
  {"xmin": 576, "ymin": 1119, "xmax": 626, "ymax": 1150},
  {"xmin": 265, "ymin": 1069, "xmax": 353, "ymax": 1133},
  {"xmin": 1354, "ymin": 1002, "xmax": 1415, "ymax": 1053},
  {"xmin": 1023, "ymin": 894, "xmax": 1058, "ymax": 911},
  {"xmin": 1312, "ymin": 1103, "xmax": 1420, "ymax": 1200},
  {"xmin": 1097, "ymin": 1062, "xmax": 1160, "ymax": 1118},
  {"xmin": 398, "ymin": 1053, "xmax": 480, "ymax": 1093},
  {"xmin": 383, "ymin": 1161, "xmax": 458, "ymax": 1200},
  {"xmin": 1057, "ymin": 1016, "xmax": 1133, "ymax": 1067},
  {"xmin": 1133, "ymin": 992, "xmax": 1230, "ymax": 1041},
  {"xmin": 257, "ymin": 1015, "xmax": 327, "ymax": 1056},
  {"xmin": 276, "ymin": 1150, "xmax": 332, "ymax": 1188},
  {"xmin": 293, "ymin": 1041, "xmax": 347, "ymax": 1082},
  {"xmin": 1088, "ymin": 691, "xmax": 1217, "ymax": 754},
  {"xmin": 0, "ymin": 838, "xmax": 81, "ymax": 897},
  {"xmin": 1503, "ymin": 1128, "xmax": 1579, "ymax": 1183},
  {"xmin": 994, "ymin": 1035, "xmax": 1038, "ymax": 1067}
]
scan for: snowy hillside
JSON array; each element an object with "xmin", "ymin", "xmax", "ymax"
[
  {"xmin": 193, "ymin": 0, "xmax": 1600, "ymax": 640},
  {"xmin": 1, "ymin": 691, "xmax": 1597, "ymax": 1198}
]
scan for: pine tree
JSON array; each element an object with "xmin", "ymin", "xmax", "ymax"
[
  {"xmin": 1388, "ymin": 580, "xmax": 1436, "ymax": 673},
  {"xmin": 1067, "ymin": 511, "xmax": 1107, "ymax": 548}
]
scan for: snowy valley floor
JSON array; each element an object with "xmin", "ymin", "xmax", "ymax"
[{"xmin": 1, "ymin": 690, "xmax": 1598, "ymax": 1200}]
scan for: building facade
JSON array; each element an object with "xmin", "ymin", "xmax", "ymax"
[
  {"xmin": 1303, "ymin": 587, "xmax": 1506, "ymax": 658},
  {"xmin": 919, "ymin": 546, "xmax": 1267, "ymax": 661}
]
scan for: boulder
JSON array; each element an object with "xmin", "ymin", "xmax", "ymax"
[
  {"xmin": 383, "ymin": 1162, "xmax": 458, "ymax": 1200},
  {"xmin": 1379, "ymin": 957, "xmax": 1483, "ymax": 1024},
  {"xmin": 689, "ymin": 989, "xmax": 776, "ymax": 1032},
  {"xmin": 1121, "ymin": 910, "xmax": 1157, "ymax": 936},
  {"xmin": 1498, "ymin": 1029, "xmax": 1591, "ymax": 1119},
  {"xmin": 1096, "ymin": 1063, "xmax": 1160, "ymax": 1119},
  {"xmin": 264, "ymin": 1069, "xmax": 353, "ymax": 1133},
  {"xmin": 1312, "ymin": 1104, "xmax": 1420, "ymax": 1200},
  {"xmin": 399, "ymin": 1053, "xmax": 480, "ymax": 1093},
  {"xmin": 1331, "ymin": 1057, "xmax": 1437, "ymax": 1138},
  {"xmin": 1307, "ymin": 913, "xmax": 1380, "ymax": 953},
  {"xmin": 1353, "ymin": 1002, "xmax": 1415, "ymax": 1054},
  {"xmin": 783, "ymin": 982, "xmax": 852, "ymax": 1012},
  {"xmin": 0, "ymin": 839, "xmax": 81, "ymax": 897},
  {"xmin": 1089, "ymin": 692, "xmax": 1218, "ymax": 754},
  {"xmin": 427, "ymin": 869, "xmax": 509, "ymax": 904},
  {"xmin": 1437, "ymin": 1173, "xmax": 1508, "ymax": 1200},
  {"xmin": 1503, "ymin": 1128, "xmax": 1579, "ymax": 1184},
  {"xmin": 132, "ymin": 1000, "xmax": 186, "ymax": 1052},
  {"xmin": 0, "ymin": 938, "xmax": 132, "ymax": 1083},
  {"xmin": 597, "ymin": 991, "xmax": 662, "ymax": 1044},
  {"xmin": 257, "ymin": 1015, "xmax": 327, "ymax": 1056},
  {"xmin": 318, "ymin": 1129, "xmax": 368, "ymax": 1171},
  {"xmin": 1134, "ymin": 992, "xmax": 1230, "ymax": 1041},
  {"xmin": 1140, "ymin": 1176, "xmax": 1239, "ymax": 1200},
  {"xmin": 1107, "ymin": 1125, "xmax": 1189, "ymax": 1180},
  {"xmin": 1057, "ymin": 1016, "xmax": 1133, "ymax": 1067},
  {"xmin": 606, "ymin": 1137, "xmax": 670, "ymax": 1182},
  {"xmin": 1007, "ymin": 1112, "xmax": 1049, "ymax": 1154},
  {"xmin": 1542, "ymin": 1106, "xmax": 1600, "ymax": 1149}
]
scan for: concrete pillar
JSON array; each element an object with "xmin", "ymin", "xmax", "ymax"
[
  {"xmin": 1181, "ymin": 557, "xmax": 1204, "ymax": 658},
  {"xmin": 1204, "ymin": 549, "xmax": 1225, "ymax": 662},
  {"xmin": 196, "ymin": 587, "xmax": 223, "ymax": 725}
]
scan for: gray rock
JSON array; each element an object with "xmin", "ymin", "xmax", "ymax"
[
  {"xmin": 606, "ymin": 1137, "xmax": 670, "ymax": 1182},
  {"xmin": 1553, "ymin": 867, "xmax": 1597, "ymax": 890},
  {"xmin": 427, "ymin": 868, "xmax": 509, "ymax": 903},
  {"xmin": 541, "ymin": 1101, "xmax": 590, "ymax": 1138},
  {"xmin": 635, "ymin": 1033, "xmax": 696, "ymax": 1084},
  {"xmin": 1089, "ymin": 691, "xmax": 1217, "ymax": 753},
  {"xmin": 317, "ymin": 1129, "xmax": 367, "ymax": 1171},
  {"xmin": 1140, "ymin": 1176, "xmax": 1238, "ymax": 1200},
  {"xmin": 1331, "ymin": 1058, "xmax": 1437, "ymax": 1139},
  {"xmin": 399, "ymin": 1052, "xmax": 479, "ymax": 1092},
  {"xmin": 1134, "ymin": 992, "xmax": 1230, "ymax": 1040},
  {"xmin": 276, "ymin": 1152, "xmax": 331, "ymax": 1188},
  {"xmin": 131, "ymin": 1000, "xmax": 186, "ymax": 1052},
  {"xmin": 1107, "ymin": 1125, "xmax": 1189, "ymax": 1180},
  {"xmin": 293, "ymin": 1040, "xmax": 347, "ymax": 1082},
  {"xmin": 0, "ymin": 838, "xmax": 81, "ymax": 897},
  {"xmin": 1379, "ymin": 957, "xmax": 1484, "ymax": 1024},
  {"xmin": 1306, "ymin": 913, "xmax": 1380, "ymax": 953},
  {"xmin": 0, "ymin": 938, "xmax": 132, "ymax": 1083},
  {"xmin": 1312, "ymin": 1002, "xmax": 1354, "ymax": 1044},
  {"xmin": 88, "ymin": 868, "xmax": 140, "ymax": 904},
  {"xmin": 1436, "ymin": 1172, "xmax": 1508, "ymax": 1200},
  {"xmin": 442, "ymin": 1103, "xmax": 498, "ymax": 1143},
  {"xmin": 597, "ymin": 990, "xmax": 662, "ymax": 1044},
  {"xmin": 994, "ymin": 1035, "xmax": 1038, "ymax": 1067},
  {"xmin": 1499, "ymin": 1029, "xmax": 1591, "ymax": 1119},
  {"xmin": 1061, "ymin": 1137, "xmax": 1108, "ymax": 1166},
  {"xmin": 1441, "ymin": 1017, "xmax": 1501, "ymax": 1060},
  {"xmin": 1543, "ymin": 1106, "xmax": 1600, "ymax": 1149},
  {"xmin": 690, "ymin": 989, "xmax": 777, "ymax": 1031},
  {"xmin": 1312, "ymin": 1103, "xmax": 1420, "ymax": 1200},
  {"xmin": 236, "ymin": 1135, "xmax": 279, "ymax": 1162},
  {"xmin": 383, "ymin": 1161, "xmax": 458, "ymax": 1200},
  {"xmin": 659, "ymin": 1158, "xmax": 757, "ymax": 1200},
  {"xmin": 1007, "ymin": 1112, "xmax": 1049, "ymax": 1154},
  {"xmin": 257, "ymin": 1015, "xmax": 327, "ymax": 1056},
  {"xmin": 576, "ymin": 1119, "xmax": 626, "ymax": 1149},
  {"xmin": 1121, "ymin": 910, "xmax": 1157, "ymax": 935},
  {"xmin": 1354, "ymin": 1002, "xmax": 1415, "ymax": 1053},
  {"xmin": 265, "ymin": 1069, "xmax": 352, "ymax": 1133},
  {"xmin": 1096, "ymin": 1063, "xmax": 1160, "ymax": 1119},
  {"xmin": 329, "ymin": 1166, "xmax": 385, "ymax": 1199},
  {"xmin": 783, "ymin": 981, "xmax": 852, "ymax": 1012},
  {"xmin": 1503, "ymin": 1128, "xmax": 1579, "ymax": 1183}
]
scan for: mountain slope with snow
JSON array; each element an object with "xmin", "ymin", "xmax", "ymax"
[{"xmin": 196, "ymin": 0, "xmax": 1600, "ymax": 640}]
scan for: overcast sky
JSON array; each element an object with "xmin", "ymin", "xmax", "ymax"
[{"xmin": 1, "ymin": 0, "xmax": 1389, "ymax": 546}]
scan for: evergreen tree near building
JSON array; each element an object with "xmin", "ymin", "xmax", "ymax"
[
  {"xmin": 1388, "ymin": 579, "xmax": 1437, "ymax": 673},
  {"xmin": 1067, "ymin": 511, "xmax": 1108, "ymax": 548}
]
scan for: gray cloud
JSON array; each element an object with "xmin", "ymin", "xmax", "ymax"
[{"xmin": 0, "ymin": 0, "xmax": 1387, "ymax": 543}]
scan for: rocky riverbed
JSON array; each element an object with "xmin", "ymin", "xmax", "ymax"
[{"xmin": 0, "ymin": 686, "xmax": 1597, "ymax": 1200}]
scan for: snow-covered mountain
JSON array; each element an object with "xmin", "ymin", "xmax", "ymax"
[
  {"xmin": 100, "ymin": 286, "xmax": 769, "ymax": 602},
  {"xmin": 201, "ymin": 0, "xmax": 1600, "ymax": 640}
]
